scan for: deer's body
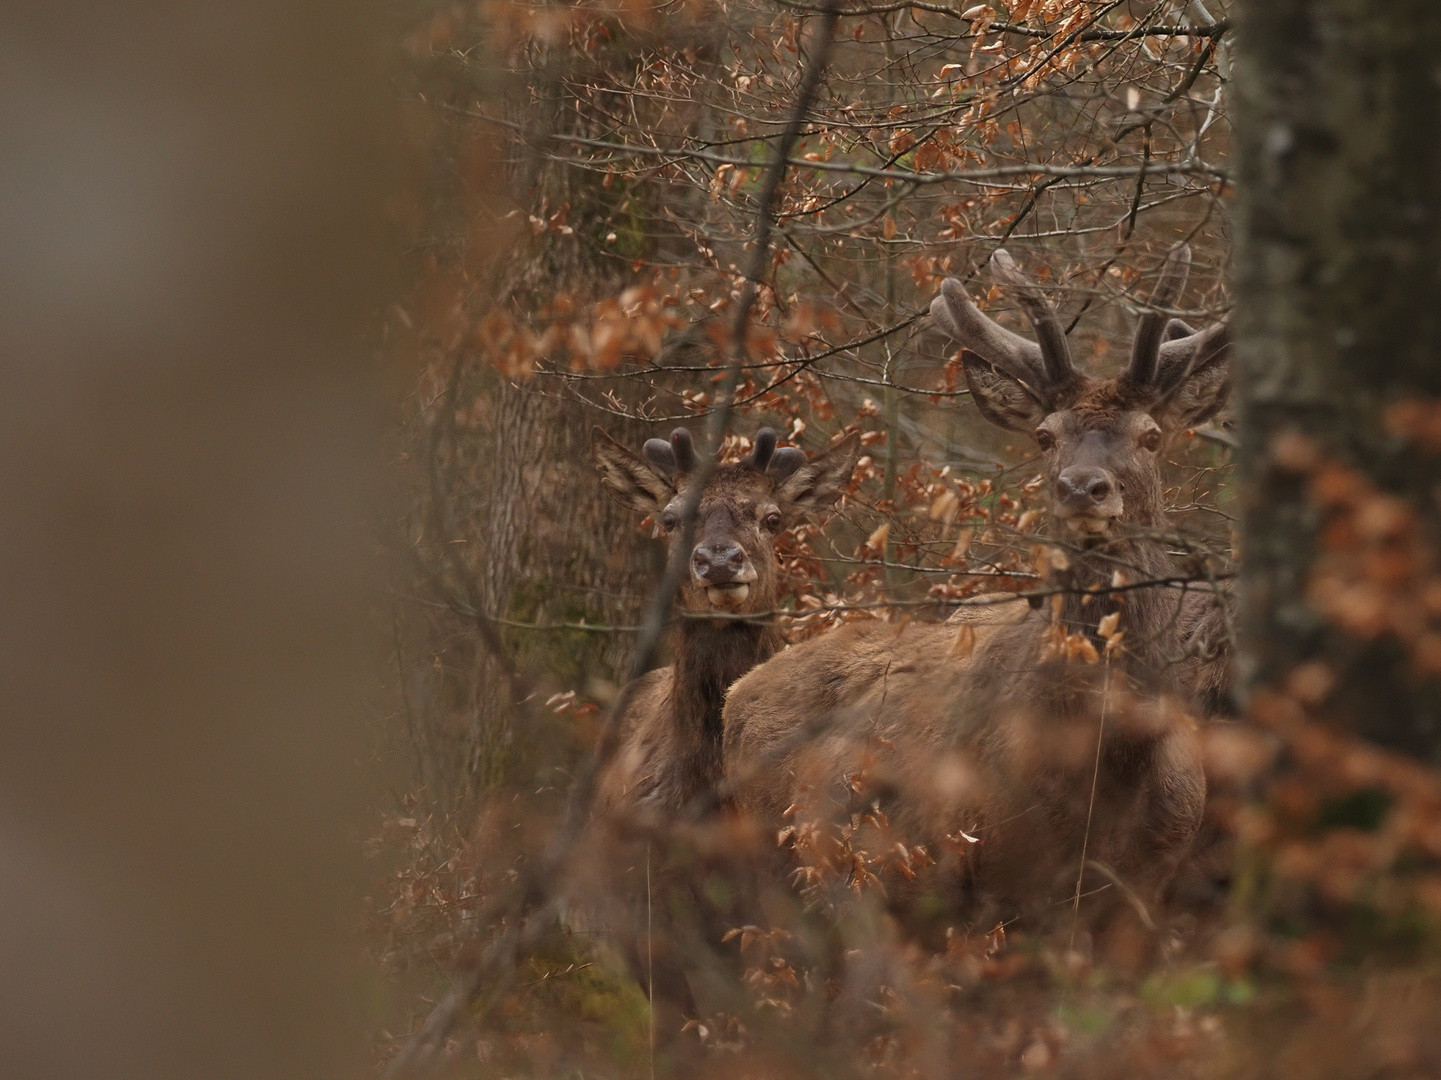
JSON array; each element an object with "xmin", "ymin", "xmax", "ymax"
[
  {"xmin": 723, "ymin": 246, "xmax": 1229, "ymax": 926},
  {"xmin": 725, "ymin": 537, "xmax": 1205, "ymax": 918},
  {"xmin": 596, "ymin": 617, "xmax": 781, "ymax": 819}
]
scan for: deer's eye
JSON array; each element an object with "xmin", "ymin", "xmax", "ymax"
[
  {"xmin": 660, "ymin": 510, "xmax": 678, "ymax": 530},
  {"xmin": 1035, "ymin": 429, "xmax": 1055, "ymax": 451},
  {"xmin": 1140, "ymin": 429, "xmax": 1162, "ymax": 452},
  {"xmin": 763, "ymin": 511, "xmax": 783, "ymax": 532}
]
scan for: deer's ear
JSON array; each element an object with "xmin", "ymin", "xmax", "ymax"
[
  {"xmin": 961, "ymin": 350, "xmax": 1048, "ymax": 432},
  {"xmin": 776, "ymin": 432, "xmax": 860, "ymax": 515},
  {"xmin": 590, "ymin": 427, "xmax": 674, "ymax": 513},
  {"xmin": 1153, "ymin": 338, "xmax": 1231, "ymax": 430}
]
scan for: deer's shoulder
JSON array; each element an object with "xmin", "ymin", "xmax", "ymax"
[{"xmin": 595, "ymin": 665, "xmax": 676, "ymax": 815}]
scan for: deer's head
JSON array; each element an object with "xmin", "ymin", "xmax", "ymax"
[
  {"xmin": 931, "ymin": 244, "xmax": 1230, "ymax": 542},
  {"xmin": 591, "ymin": 425, "xmax": 860, "ymax": 615}
]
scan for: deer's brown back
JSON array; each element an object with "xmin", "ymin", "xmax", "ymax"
[
  {"xmin": 722, "ymin": 603, "xmax": 1205, "ymax": 916},
  {"xmin": 723, "ymin": 613, "xmax": 1025, "ymax": 824}
]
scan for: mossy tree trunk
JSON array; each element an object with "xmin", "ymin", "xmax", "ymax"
[
  {"xmin": 403, "ymin": 38, "xmax": 666, "ymax": 807},
  {"xmin": 1234, "ymin": 0, "xmax": 1441, "ymax": 758},
  {"xmin": 466, "ymin": 131, "xmax": 665, "ymax": 796}
]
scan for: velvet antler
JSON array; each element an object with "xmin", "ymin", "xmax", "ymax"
[
  {"xmin": 1124, "ymin": 243, "xmax": 1192, "ymax": 389},
  {"xmin": 929, "ymin": 249, "xmax": 1082, "ymax": 407}
]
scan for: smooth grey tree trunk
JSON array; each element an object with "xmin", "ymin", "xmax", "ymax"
[{"xmin": 1234, "ymin": 0, "xmax": 1441, "ymax": 757}]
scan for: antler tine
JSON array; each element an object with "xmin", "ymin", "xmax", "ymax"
[
  {"xmin": 768, "ymin": 446, "xmax": 806, "ymax": 480},
  {"xmin": 642, "ymin": 438, "xmax": 678, "ymax": 475},
  {"xmin": 1164, "ymin": 317, "xmax": 1196, "ymax": 341},
  {"xmin": 1125, "ymin": 243, "xmax": 1192, "ymax": 388},
  {"xmin": 669, "ymin": 428, "xmax": 696, "ymax": 473},
  {"xmin": 749, "ymin": 427, "xmax": 778, "ymax": 472},
  {"xmin": 989, "ymin": 249, "xmax": 1078, "ymax": 389},
  {"xmin": 1154, "ymin": 319, "xmax": 1230, "ymax": 397},
  {"xmin": 930, "ymin": 277, "xmax": 1050, "ymax": 392}
]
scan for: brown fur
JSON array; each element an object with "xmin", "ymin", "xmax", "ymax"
[
  {"xmin": 723, "ymin": 249, "xmax": 1230, "ymax": 931},
  {"xmin": 1177, "ymin": 588, "xmax": 1238, "ymax": 719},
  {"xmin": 1168, "ymin": 587, "xmax": 1244, "ymax": 910}
]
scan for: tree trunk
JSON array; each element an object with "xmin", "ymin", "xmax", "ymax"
[
  {"xmin": 1234, "ymin": 0, "xmax": 1441, "ymax": 758},
  {"xmin": 461, "ymin": 375, "xmax": 659, "ymax": 788},
  {"xmin": 400, "ymin": 40, "xmax": 665, "ymax": 807}
]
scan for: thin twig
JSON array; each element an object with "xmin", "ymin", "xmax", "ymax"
[
  {"xmin": 454, "ymin": 107, "xmax": 1227, "ymax": 185},
  {"xmin": 1069, "ymin": 654, "xmax": 1111, "ymax": 951},
  {"xmin": 646, "ymin": 841, "xmax": 655, "ymax": 1080}
]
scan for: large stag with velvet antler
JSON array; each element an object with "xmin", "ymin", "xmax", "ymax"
[
  {"xmin": 589, "ymin": 424, "xmax": 859, "ymax": 823},
  {"xmin": 723, "ymin": 245, "xmax": 1230, "ymax": 931}
]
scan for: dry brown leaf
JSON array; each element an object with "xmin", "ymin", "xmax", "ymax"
[{"xmin": 930, "ymin": 489, "xmax": 960, "ymax": 523}]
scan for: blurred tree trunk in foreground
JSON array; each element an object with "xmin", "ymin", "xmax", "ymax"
[
  {"xmin": 1234, "ymin": 0, "xmax": 1441, "ymax": 759},
  {"xmin": 1, "ymin": 4, "xmax": 387, "ymax": 1078}
]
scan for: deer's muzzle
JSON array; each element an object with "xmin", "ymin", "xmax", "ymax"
[
  {"xmin": 692, "ymin": 542, "xmax": 758, "ymax": 607},
  {"xmin": 1054, "ymin": 466, "xmax": 1123, "ymax": 535}
]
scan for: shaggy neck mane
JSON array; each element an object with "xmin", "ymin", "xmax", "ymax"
[
  {"xmin": 1051, "ymin": 534, "xmax": 1182, "ymax": 690},
  {"xmin": 669, "ymin": 616, "xmax": 783, "ymax": 799}
]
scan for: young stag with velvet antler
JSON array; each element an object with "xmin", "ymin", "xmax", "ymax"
[
  {"xmin": 575, "ymin": 425, "xmax": 857, "ymax": 1016},
  {"xmin": 589, "ymin": 424, "xmax": 859, "ymax": 823},
  {"xmin": 722, "ymin": 246, "xmax": 1230, "ymax": 936}
]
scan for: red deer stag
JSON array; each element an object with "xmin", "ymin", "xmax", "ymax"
[
  {"xmin": 576, "ymin": 424, "xmax": 857, "ymax": 1017},
  {"xmin": 722, "ymin": 245, "xmax": 1230, "ymax": 936},
  {"xmin": 589, "ymin": 424, "xmax": 859, "ymax": 822}
]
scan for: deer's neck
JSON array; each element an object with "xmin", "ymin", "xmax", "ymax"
[
  {"xmin": 669, "ymin": 617, "xmax": 783, "ymax": 800},
  {"xmin": 1055, "ymin": 533, "xmax": 1184, "ymax": 689}
]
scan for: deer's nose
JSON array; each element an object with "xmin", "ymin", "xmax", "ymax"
[
  {"xmin": 1056, "ymin": 467, "xmax": 1117, "ymax": 512},
  {"xmin": 692, "ymin": 542, "xmax": 747, "ymax": 582}
]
